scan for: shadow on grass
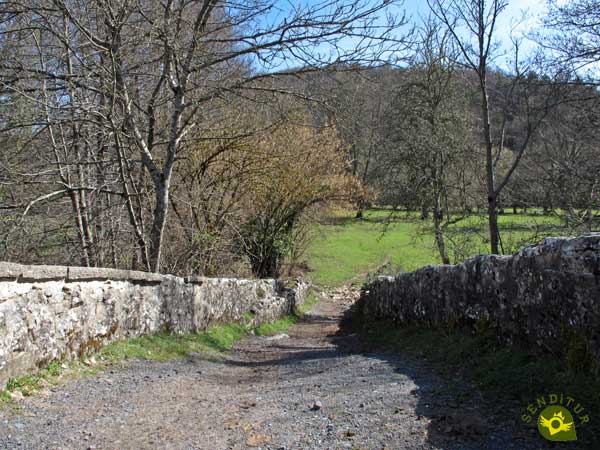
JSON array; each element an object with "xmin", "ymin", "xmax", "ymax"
[{"xmin": 319, "ymin": 212, "xmax": 418, "ymax": 227}]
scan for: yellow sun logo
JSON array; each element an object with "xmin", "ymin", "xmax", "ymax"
[
  {"xmin": 537, "ymin": 406, "xmax": 577, "ymax": 441},
  {"xmin": 539, "ymin": 411, "xmax": 573, "ymax": 436}
]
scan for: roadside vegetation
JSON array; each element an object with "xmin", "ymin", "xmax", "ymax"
[
  {"xmin": 254, "ymin": 293, "xmax": 318, "ymax": 336},
  {"xmin": 0, "ymin": 324, "xmax": 246, "ymax": 404}
]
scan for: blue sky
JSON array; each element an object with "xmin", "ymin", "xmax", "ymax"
[
  {"xmin": 403, "ymin": 0, "xmax": 548, "ymax": 62},
  {"xmin": 403, "ymin": 0, "xmax": 547, "ymax": 27},
  {"xmin": 256, "ymin": 0, "xmax": 550, "ymax": 71}
]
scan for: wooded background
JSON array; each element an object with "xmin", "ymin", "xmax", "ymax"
[{"xmin": 0, "ymin": 0, "xmax": 598, "ymax": 276}]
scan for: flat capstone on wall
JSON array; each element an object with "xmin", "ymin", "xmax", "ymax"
[{"xmin": 0, "ymin": 262, "xmax": 310, "ymax": 388}]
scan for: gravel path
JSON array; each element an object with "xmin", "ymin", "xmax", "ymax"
[{"xmin": 0, "ymin": 290, "xmax": 552, "ymax": 450}]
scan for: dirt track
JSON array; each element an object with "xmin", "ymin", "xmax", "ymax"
[{"xmin": 0, "ymin": 290, "xmax": 551, "ymax": 450}]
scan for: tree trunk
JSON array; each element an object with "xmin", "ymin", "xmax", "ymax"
[
  {"xmin": 149, "ymin": 182, "xmax": 169, "ymax": 273},
  {"xmin": 488, "ymin": 194, "xmax": 500, "ymax": 254},
  {"xmin": 355, "ymin": 197, "xmax": 365, "ymax": 219},
  {"xmin": 480, "ymin": 70, "xmax": 500, "ymax": 255},
  {"xmin": 433, "ymin": 197, "xmax": 450, "ymax": 264},
  {"xmin": 69, "ymin": 191, "xmax": 91, "ymax": 266}
]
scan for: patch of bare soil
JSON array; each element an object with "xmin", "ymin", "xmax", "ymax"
[{"xmin": 0, "ymin": 288, "xmax": 550, "ymax": 450}]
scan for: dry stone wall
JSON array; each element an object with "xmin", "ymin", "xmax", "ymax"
[
  {"xmin": 0, "ymin": 262, "xmax": 309, "ymax": 387},
  {"xmin": 360, "ymin": 234, "xmax": 600, "ymax": 366}
]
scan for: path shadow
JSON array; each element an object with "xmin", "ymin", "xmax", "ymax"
[
  {"xmin": 336, "ymin": 302, "xmax": 585, "ymax": 450},
  {"xmin": 222, "ymin": 349, "xmax": 341, "ymax": 368},
  {"xmin": 223, "ymin": 299, "xmax": 573, "ymax": 450}
]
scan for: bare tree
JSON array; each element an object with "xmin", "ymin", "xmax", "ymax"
[
  {"xmin": 384, "ymin": 19, "xmax": 477, "ymax": 263},
  {"xmin": 425, "ymin": 0, "xmax": 507, "ymax": 254},
  {"xmin": 0, "ymin": 0, "xmax": 407, "ymax": 272},
  {"xmin": 319, "ymin": 68, "xmax": 395, "ymax": 218},
  {"xmin": 427, "ymin": 0, "xmax": 562, "ymax": 254},
  {"xmin": 545, "ymin": 0, "xmax": 600, "ymax": 73},
  {"xmin": 517, "ymin": 89, "xmax": 600, "ymax": 231}
]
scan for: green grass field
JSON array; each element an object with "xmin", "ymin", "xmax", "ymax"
[{"xmin": 305, "ymin": 208, "xmax": 576, "ymax": 286}]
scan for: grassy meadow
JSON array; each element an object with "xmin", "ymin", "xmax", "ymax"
[{"xmin": 305, "ymin": 207, "xmax": 574, "ymax": 286}]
